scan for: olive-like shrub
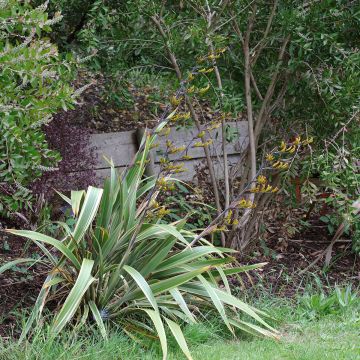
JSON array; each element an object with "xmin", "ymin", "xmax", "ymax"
[{"xmin": 0, "ymin": 1, "xmax": 76, "ymax": 218}]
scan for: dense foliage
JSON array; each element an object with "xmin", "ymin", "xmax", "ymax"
[
  {"xmin": 0, "ymin": 1, "xmax": 76, "ymax": 218},
  {"xmin": 2, "ymin": 135, "xmax": 276, "ymax": 358},
  {"xmin": 45, "ymin": 1, "xmax": 359, "ymax": 243}
]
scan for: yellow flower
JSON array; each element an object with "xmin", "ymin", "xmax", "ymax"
[
  {"xmin": 257, "ymin": 175, "xmax": 267, "ymax": 184},
  {"xmin": 198, "ymin": 68, "xmax": 214, "ymax": 74},
  {"xmin": 272, "ymin": 187, "xmax": 279, "ymax": 193},
  {"xmin": 279, "ymin": 141, "xmax": 287, "ymax": 152},
  {"xmin": 262, "ymin": 184, "xmax": 273, "ymax": 192},
  {"xmin": 150, "ymin": 200, "xmax": 160, "ymax": 208},
  {"xmin": 193, "ymin": 139, "xmax": 212, "ymax": 148},
  {"xmin": 302, "ymin": 137, "xmax": 314, "ymax": 145},
  {"xmin": 187, "ymin": 85, "xmax": 195, "ymax": 94},
  {"xmin": 150, "ymin": 142, "xmax": 159, "ymax": 149},
  {"xmin": 197, "ymin": 131, "xmax": 205, "ymax": 138},
  {"xmin": 208, "ymin": 54, "xmax": 220, "ymax": 60},
  {"xmin": 293, "ymin": 136, "xmax": 301, "ymax": 145},
  {"xmin": 159, "ymin": 127, "xmax": 171, "ymax": 137},
  {"xmin": 207, "ymin": 122, "xmax": 221, "ymax": 131},
  {"xmin": 237, "ymin": 199, "xmax": 256, "ymax": 208},
  {"xmin": 170, "ymin": 95, "xmax": 182, "ymax": 106},
  {"xmin": 182, "ymin": 154, "xmax": 193, "ymax": 160},
  {"xmin": 224, "ymin": 210, "xmax": 233, "ymax": 224},
  {"xmin": 216, "ymin": 47, "xmax": 227, "ymax": 54},
  {"xmin": 198, "ymin": 84, "xmax": 210, "ymax": 95},
  {"xmin": 169, "ymin": 145, "xmax": 186, "ymax": 154},
  {"xmin": 266, "ymin": 153, "xmax": 275, "ymax": 162},
  {"xmin": 250, "ymin": 186, "xmax": 260, "ymax": 193},
  {"xmin": 188, "ymin": 73, "xmax": 195, "ymax": 81},
  {"xmin": 286, "ymin": 145, "xmax": 296, "ymax": 153},
  {"xmin": 157, "ymin": 206, "xmax": 171, "ymax": 217}
]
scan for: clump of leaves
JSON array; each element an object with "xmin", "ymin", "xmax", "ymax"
[
  {"xmin": 300, "ymin": 285, "xmax": 358, "ymax": 319},
  {"xmin": 0, "ymin": 1, "xmax": 76, "ymax": 218},
  {"xmin": 1, "ymin": 135, "xmax": 278, "ymax": 359}
]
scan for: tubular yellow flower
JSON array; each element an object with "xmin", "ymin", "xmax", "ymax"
[
  {"xmin": 170, "ymin": 95, "xmax": 182, "ymax": 106},
  {"xmin": 207, "ymin": 121, "xmax": 221, "ymax": 131},
  {"xmin": 188, "ymin": 73, "xmax": 195, "ymax": 81},
  {"xmin": 279, "ymin": 141, "xmax": 287, "ymax": 152},
  {"xmin": 198, "ymin": 84, "xmax": 210, "ymax": 95},
  {"xmin": 224, "ymin": 210, "xmax": 233, "ymax": 224},
  {"xmin": 169, "ymin": 145, "xmax": 186, "ymax": 154},
  {"xmin": 187, "ymin": 85, "xmax": 195, "ymax": 94},
  {"xmin": 266, "ymin": 153, "xmax": 275, "ymax": 162},
  {"xmin": 293, "ymin": 136, "xmax": 301, "ymax": 145},
  {"xmin": 159, "ymin": 127, "xmax": 171, "ymax": 137},
  {"xmin": 182, "ymin": 154, "xmax": 193, "ymax": 160},
  {"xmin": 257, "ymin": 175, "xmax": 267, "ymax": 184},
  {"xmin": 150, "ymin": 200, "xmax": 160, "ymax": 208},
  {"xmin": 193, "ymin": 141, "xmax": 204, "ymax": 147},
  {"xmin": 150, "ymin": 142, "xmax": 159, "ymax": 149},
  {"xmin": 197, "ymin": 131, "xmax": 205, "ymax": 138},
  {"xmin": 286, "ymin": 145, "xmax": 296, "ymax": 153},
  {"xmin": 216, "ymin": 47, "xmax": 227, "ymax": 54},
  {"xmin": 302, "ymin": 137, "xmax": 314, "ymax": 145},
  {"xmin": 198, "ymin": 68, "xmax": 214, "ymax": 74},
  {"xmin": 262, "ymin": 184, "xmax": 273, "ymax": 192},
  {"xmin": 208, "ymin": 54, "xmax": 220, "ymax": 60},
  {"xmin": 237, "ymin": 199, "xmax": 256, "ymax": 208},
  {"xmin": 272, "ymin": 187, "xmax": 279, "ymax": 193},
  {"xmin": 157, "ymin": 206, "xmax": 170, "ymax": 217}
]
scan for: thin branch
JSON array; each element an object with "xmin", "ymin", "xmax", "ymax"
[
  {"xmin": 251, "ymin": 0, "xmax": 278, "ymax": 66},
  {"xmin": 151, "ymin": 15, "xmax": 222, "ymax": 214},
  {"xmin": 254, "ymin": 35, "xmax": 290, "ymax": 142}
]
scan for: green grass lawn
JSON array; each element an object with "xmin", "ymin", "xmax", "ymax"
[{"xmin": 1, "ymin": 299, "xmax": 359, "ymax": 360}]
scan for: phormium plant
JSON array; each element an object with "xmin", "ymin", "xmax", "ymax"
[{"xmin": 1, "ymin": 133, "xmax": 278, "ymax": 360}]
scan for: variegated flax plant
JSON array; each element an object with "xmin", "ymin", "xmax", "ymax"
[{"xmin": 2, "ymin": 91, "xmax": 281, "ymax": 360}]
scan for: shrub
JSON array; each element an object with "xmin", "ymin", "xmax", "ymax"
[
  {"xmin": 0, "ymin": 1, "xmax": 76, "ymax": 218},
  {"xmin": 2, "ymin": 134, "xmax": 277, "ymax": 359}
]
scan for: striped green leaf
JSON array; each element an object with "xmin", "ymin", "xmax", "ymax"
[{"xmin": 51, "ymin": 259, "xmax": 95, "ymax": 335}]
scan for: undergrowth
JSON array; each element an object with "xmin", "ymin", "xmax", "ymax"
[{"xmin": 1, "ymin": 288, "xmax": 358, "ymax": 360}]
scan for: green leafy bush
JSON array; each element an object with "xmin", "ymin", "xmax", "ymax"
[
  {"xmin": 2, "ymin": 135, "xmax": 277, "ymax": 359},
  {"xmin": 0, "ymin": 1, "xmax": 76, "ymax": 217}
]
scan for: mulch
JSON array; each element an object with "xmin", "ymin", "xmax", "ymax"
[{"xmin": 0, "ymin": 234, "xmax": 47, "ymax": 338}]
